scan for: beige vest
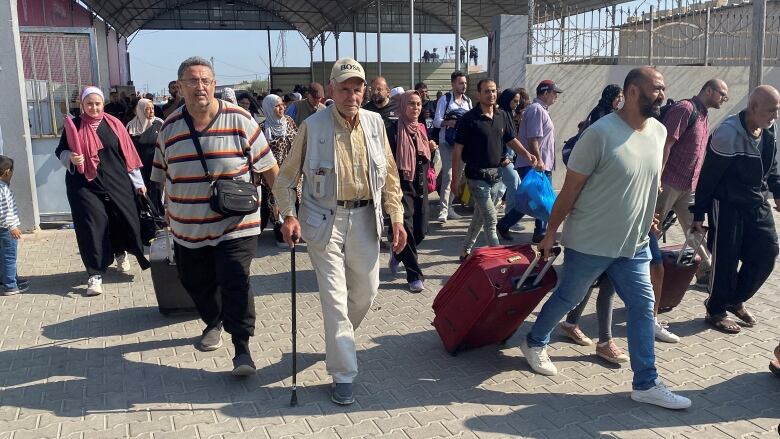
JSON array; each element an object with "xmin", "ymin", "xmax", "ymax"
[{"xmin": 297, "ymin": 107, "xmax": 388, "ymax": 247}]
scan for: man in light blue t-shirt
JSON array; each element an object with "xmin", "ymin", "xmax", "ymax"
[{"xmin": 520, "ymin": 67, "xmax": 692, "ymax": 410}]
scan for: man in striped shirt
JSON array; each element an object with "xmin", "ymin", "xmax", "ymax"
[{"xmin": 152, "ymin": 57, "xmax": 279, "ymax": 376}]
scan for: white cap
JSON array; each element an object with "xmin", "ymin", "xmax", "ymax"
[
  {"xmin": 389, "ymin": 87, "xmax": 405, "ymax": 98},
  {"xmin": 330, "ymin": 58, "xmax": 366, "ymax": 83}
]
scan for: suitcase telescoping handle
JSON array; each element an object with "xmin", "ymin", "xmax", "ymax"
[
  {"xmin": 513, "ymin": 245, "xmax": 562, "ymax": 291},
  {"xmin": 677, "ymin": 228, "xmax": 707, "ymax": 266},
  {"xmin": 533, "ymin": 245, "xmax": 562, "ymax": 287}
]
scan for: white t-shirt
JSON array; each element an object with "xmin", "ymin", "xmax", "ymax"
[{"xmin": 562, "ymin": 112, "xmax": 666, "ymax": 258}]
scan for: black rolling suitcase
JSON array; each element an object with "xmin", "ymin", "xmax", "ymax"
[{"xmin": 149, "ymin": 229, "xmax": 197, "ymax": 316}]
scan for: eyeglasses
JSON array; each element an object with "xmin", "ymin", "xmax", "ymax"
[
  {"xmin": 710, "ymin": 87, "xmax": 729, "ymax": 102},
  {"xmin": 181, "ymin": 78, "xmax": 214, "ymax": 88}
]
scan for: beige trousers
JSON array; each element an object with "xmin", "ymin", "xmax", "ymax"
[
  {"xmin": 656, "ymin": 185, "xmax": 712, "ymax": 273},
  {"xmin": 306, "ymin": 205, "xmax": 379, "ymax": 383}
]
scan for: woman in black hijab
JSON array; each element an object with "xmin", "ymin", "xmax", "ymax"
[{"xmin": 585, "ymin": 84, "xmax": 623, "ymax": 126}]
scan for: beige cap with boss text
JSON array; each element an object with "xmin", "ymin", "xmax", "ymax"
[{"xmin": 330, "ymin": 58, "xmax": 366, "ymax": 83}]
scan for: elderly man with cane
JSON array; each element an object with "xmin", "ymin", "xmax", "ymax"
[{"xmin": 273, "ymin": 58, "xmax": 406, "ymax": 406}]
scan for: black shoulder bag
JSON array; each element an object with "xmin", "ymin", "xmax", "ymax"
[{"xmin": 184, "ymin": 111, "xmax": 259, "ymax": 217}]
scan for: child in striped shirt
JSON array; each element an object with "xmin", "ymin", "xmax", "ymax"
[{"xmin": 0, "ymin": 155, "xmax": 28, "ymax": 295}]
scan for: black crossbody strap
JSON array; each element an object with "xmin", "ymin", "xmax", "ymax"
[
  {"xmin": 183, "ymin": 107, "xmax": 255, "ymax": 184},
  {"xmin": 182, "ymin": 108, "xmax": 212, "ymax": 181}
]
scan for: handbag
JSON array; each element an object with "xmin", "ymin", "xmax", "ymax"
[
  {"xmin": 427, "ymin": 167, "xmax": 437, "ymax": 193},
  {"xmin": 184, "ymin": 111, "xmax": 259, "ymax": 217}
]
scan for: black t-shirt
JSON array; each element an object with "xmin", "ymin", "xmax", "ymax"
[
  {"xmin": 363, "ymin": 100, "xmax": 399, "ymax": 131},
  {"xmin": 454, "ymin": 105, "xmax": 516, "ymax": 170}
]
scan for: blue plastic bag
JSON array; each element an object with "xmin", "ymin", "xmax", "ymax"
[{"xmin": 514, "ymin": 170, "xmax": 556, "ymax": 222}]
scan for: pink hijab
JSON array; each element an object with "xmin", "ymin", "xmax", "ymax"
[
  {"xmin": 63, "ymin": 86, "xmax": 142, "ymax": 181},
  {"xmin": 395, "ymin": 90, "xmax": 431, "ymax": 182}
]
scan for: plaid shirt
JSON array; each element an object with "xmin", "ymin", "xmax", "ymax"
[{"xmin": 661, "ymin": 97, "xmax": 709, "ymax": 191}]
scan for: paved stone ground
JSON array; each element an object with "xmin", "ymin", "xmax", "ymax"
[{"xmin": 1, "ymin": 203, "xmax": 779, "ymax": 439}]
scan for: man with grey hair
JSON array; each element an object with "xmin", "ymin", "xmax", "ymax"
[
  {"xmin": 273, "ymin": 58, "xmax": 405, "ymax": 405},
  {"xmin": 152, "ymin": 56, "xmax": 279, "ymax": 376},
  {"xmin": 692, "ymin": 84, "xmax": 780, "ymax": 334}
]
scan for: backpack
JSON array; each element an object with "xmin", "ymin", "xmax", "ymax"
[
  {"xmin": 561, "ymin": 132, "xmax": 581, "ymax": 166},
  {"xmin": 431, "ymin": 92, "xmax": 471, "ymax": 144},
  {"xmin": 657, "ymin": 98, "xmax": 699, "ymax": 129}
]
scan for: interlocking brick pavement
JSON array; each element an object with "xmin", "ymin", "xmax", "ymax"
[{"xmin": 1, "ymin": 202, "xmax": 779, "ymax": 438}]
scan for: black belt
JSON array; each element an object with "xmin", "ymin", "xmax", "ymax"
[{"xmin": 336, "ymin": 199, "xmax": 372, "ymax": 208}]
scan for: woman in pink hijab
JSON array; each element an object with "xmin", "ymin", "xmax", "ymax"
[
  {"xmin": 55, "ymin": 86, "xmax": 150, "ymax": 296},
  {"xmin": 386, "ymin": 90, "xmax": 437, "ymax": 292}
]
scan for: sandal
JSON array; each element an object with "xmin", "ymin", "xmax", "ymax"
[
  {"xmin": 725, "ymin": 305, "xmax": 757, "ymax": 327},
  {"xmin": 771, "ymin": 360, "xmax": 780, "ymax": 378},
  {"xmin": 705, "ymin": 314, "xmax": 741, "ymax": 334}
]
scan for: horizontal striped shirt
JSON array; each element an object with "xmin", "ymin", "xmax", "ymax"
[
  {"xmin": 151, "ymin": 100, "xmax": 276, "ymax": 248},
  {"xmin": 0, "ymin": 181, "xmax": 20, "ymax": 230}
]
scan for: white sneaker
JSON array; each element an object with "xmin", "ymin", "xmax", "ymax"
[
  {"xmin": 631, "ymin": 378, "xmax": 691, "ymax": 409},
  {"xmin": 654, "ymin": 318, "xmax": 680, "ymax": 343},
  {"xmin": 447, "ymin": 209, "xmax": 463, "ymax": 220},
  {"xmin": 86, "ymin": 275, "xmax": 103, "ymax": 296},
  {"xmin": 115, "ymin": 252, "xmax": 131, "ymax": 273},
  {"xmin": 519, "ymin": 340, "xmax": 558, "ymax": 376},
  {"xmin": 437, "ymin": 210, "xmax": 448, "ymax": 223}
]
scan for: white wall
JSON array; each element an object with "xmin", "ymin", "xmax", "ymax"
[{"xmin": 524, "ymin": 64, "xmax": 780, "ymax": 187}]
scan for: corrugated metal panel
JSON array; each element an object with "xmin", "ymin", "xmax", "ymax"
[{"xmin": 79, "ymin": 0, "xmax": 627, "ymax": 40}]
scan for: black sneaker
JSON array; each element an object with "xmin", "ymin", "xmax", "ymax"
[
  {"xmin": 331, "ymin": 383, "xmax": 355, "ymax": 405},
  {"xmin": 17, "ymin": 278, "xmax": 30, "ymax": 287},
  {"xmin": 2, "ymin": 284, "xmax": 29, "ymax": 296},
  {"xmin": 197, "ymin": 324, "xmax": 223, "ymax": 351},
  {"xmin": 497, "ymin": 226, "xmax": 514, "ymax": 241},
  {"xmin": 231, "ymin": 353, "xmax": 256, "ymax": 377}
]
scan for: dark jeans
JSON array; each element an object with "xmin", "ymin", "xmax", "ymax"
[
  {"xmin": 174, "ymin": 236, "xmax": 257, "ymax": 354},
  {"xmin": 497, "ymin": 167, "xmax": 552, "ymax": 236},
  {"xmin": 705, "ymin": 200, "xmax": 778, "ymax": 316},
  {"xmin": 0, "ymin": 228, "xmax": 18, "ymax": 290}
]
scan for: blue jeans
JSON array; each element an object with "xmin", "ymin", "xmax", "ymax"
[
  {"xmin": 497, "ymin": 167, "xmax": 552, "ymax": 235},
  {"xmin": 463, "ymin": 178, "xmax": 502, "ymax": 254},
  {"xmin": 0, "ymin": 228, "xmax": 18, "ymax": 290},
  {"xmin": 500, "ymin": 163, "xmax": 520, "ymax": 213},
  {"xmin": 527, "ymin": 246, "xmax": 658, "ymax": 390}
]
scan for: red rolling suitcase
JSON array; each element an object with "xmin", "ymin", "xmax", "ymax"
[
  {"xmin": 432, "ymin": 244, "xmax": 560, "ymax": 354},
  {"xmin": 658, "ymin": 231, "xmax": 705, "ymax": 313}
]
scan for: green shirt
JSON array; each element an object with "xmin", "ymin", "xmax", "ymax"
[{"xmin": 562, "ymin": 113, "xmax": 666, "ymax": 258}]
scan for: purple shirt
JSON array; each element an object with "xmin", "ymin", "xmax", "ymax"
[
  {"xmin": 515, "ymin": 99, "xmax": 555, "ymax": 171},
  {"xmin": 661, "ymin": 97, "xmax": 709, "ymax": 191}
]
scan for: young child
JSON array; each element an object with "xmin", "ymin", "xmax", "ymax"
[{"xmin": 0, "ymin": 155, "xmax": 28, "ymax": 295}]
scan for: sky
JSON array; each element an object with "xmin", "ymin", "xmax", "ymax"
[{"xmin": 128, "ymin": 30, "xmax": 489, "ymax": 96}]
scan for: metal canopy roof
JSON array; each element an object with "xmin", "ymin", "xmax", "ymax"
[{"xmin": 81, "ymin": 0, "xmax": 623, "ymax": 41}]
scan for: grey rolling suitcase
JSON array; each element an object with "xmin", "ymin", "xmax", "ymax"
[{"xmin": 149, "ymin": 229, "xmax": 197, "ymax": 316}]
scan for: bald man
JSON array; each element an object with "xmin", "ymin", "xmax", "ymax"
[
  {"xmin": 363, "ymin": 76, "xmax": 399, "ymax": 130},
  {"xmin": 691, "ymin": 85, "xmax": 780, "ymax": 334},
  {"xmin": 524, "ymin": 67, "xmax": 691, "ymax": 409}
]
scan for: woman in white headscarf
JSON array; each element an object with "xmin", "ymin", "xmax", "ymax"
[
  {"xmin": 126, "ymin": 98, "xmax": 164, "ymax": 213},
  {"xmin": 259, "ymin": 94, "xmax": 300, "ymax": 247},
  {"xmin": 222, "ymin": 87, "xmax": 237, "ymax": 104},
  {"xmin": 55, "ymin": 86, "xmax": 150, "ymax": 296}
]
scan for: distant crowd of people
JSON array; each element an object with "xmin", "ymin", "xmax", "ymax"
[
  {"xmin": 422, "ymin": 45, "xmax": 478, "ymax": 65},
  {"xmin": 4, "ymin": 54, "xmax": 779, "ymax": 410}
]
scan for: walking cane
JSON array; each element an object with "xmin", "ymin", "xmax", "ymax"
[{"xmin": 290, "ymin": 237, "xmax": 298, "ymax": 406}]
